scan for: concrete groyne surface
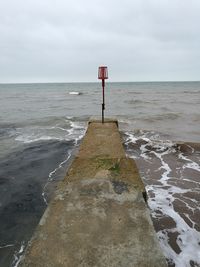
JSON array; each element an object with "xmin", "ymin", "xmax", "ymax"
[{"xmin": 19, "ymin": 119, "xmax": 167, "ymax": 267}]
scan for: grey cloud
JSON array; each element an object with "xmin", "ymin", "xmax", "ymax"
[{"xmin": 0, "ymin": 0, "xmax": 200, "ymax": 82}]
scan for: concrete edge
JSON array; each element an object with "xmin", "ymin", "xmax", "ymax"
[{"xmin": 89, "ymin": 117, "xmax": 118, "ymax": 127}]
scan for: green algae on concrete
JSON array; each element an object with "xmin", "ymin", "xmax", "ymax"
[{"xmin": 19, "ymin": 119, "xmax": 167, "ymax": 267}]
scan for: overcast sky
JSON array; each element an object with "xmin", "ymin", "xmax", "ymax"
[{"xmin": 0, "ymin": 0, "xmax": 200, "ymax": 83}]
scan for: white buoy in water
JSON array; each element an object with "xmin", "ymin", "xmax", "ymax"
[{"xmin": 69, "ymin": 91, "xmax": 80, "ymax": 95}]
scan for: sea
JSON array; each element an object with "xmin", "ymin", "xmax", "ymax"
[{"xmin": 0, "ymin": 82, "xmax": 200, "ymax": 267}]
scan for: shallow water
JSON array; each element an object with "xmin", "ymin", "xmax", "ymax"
[
  {"xmin": 0, "ymin": 82, "xmax": 199, "ymax": 266},
  {"xmin": 122, "ymin": 130, "xmax": 200, "ymax": 267}
]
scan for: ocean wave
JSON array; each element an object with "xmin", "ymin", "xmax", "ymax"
[
  {"xmin": 183, "ymin": 90, "xmax": 200, "ymax": 94},
  {"xmin": 0, "ymin": 125, "xmax": 18, "ymax": 139},
  {"xmin": 14, "ymin": 118, "xmax": 86, "ymax": 145},
  {"xmin": 124, "ymin": 99, "xmax": 152, "ymax": 105},
  {"xmin": 193, "ymin": 114, "xmax": 200, "ymax": 122},
  {"xmin": 15, "ymin": 135, "xmax": 64, "ymax": 143},
  {"xmin": 143, "ymin": 113, "xmax": 180, "ymax": 122},
  {"xmin": 127, "ymin": 91, "xmax": 143, "ymax": 95}
]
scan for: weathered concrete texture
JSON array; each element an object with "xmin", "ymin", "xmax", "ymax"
[
  {"xmin": 78, "ymin": 121, "xmax": 125, "ymax": 158},
  {"xmin": 20, "ymin": 120, "xmax": 167, "ymax": 267}
]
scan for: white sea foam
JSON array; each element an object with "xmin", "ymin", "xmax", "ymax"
[
  {"xmin": 15, "ymin": 119, "xmax": 86, "ymax": 144},
  {"xmin": 11, "ymin": 242, "xmax": 25, "ymax": 267},
  {"xmin": 184, "ymin": 161, "xmax": 200, "ymax": 172},
  {"xmin": 124, "ymin": 131, "xmax": 138, "ymax": 144},
  {"xmin": 124, "ymin": 131, "xmax": 200, "ymax": 267},
  {"xmin": 15, "ymin": 135, "xmax": 62, "ymax": 143},
  {"xmin": 42, "ymin": 152, "xmax": 72, "ymax": 205},
  {"xmin": 179, "ymin": 151, "xmax": 200, "ymax": 172},
  {"xmin": 50, "ymin": 126, "xmax": 69, "ymax": 132},
  {"xmin": 66, "ymin": 120, "xmax": 86, "ymax": 144},
  {"xmin": 0, "ymin": 244, "xmax": 14, "ymax": 249}
]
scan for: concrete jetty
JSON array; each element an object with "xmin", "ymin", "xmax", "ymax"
[{"xmin": 20, "ymin": 119, "xmax": 167, "ymax": 267}]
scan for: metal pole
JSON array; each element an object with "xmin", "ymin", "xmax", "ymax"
[{"xmin": 102, "ymin": 79, "xmax": 105, "ymax": 123}]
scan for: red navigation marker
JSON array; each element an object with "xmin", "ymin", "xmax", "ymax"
[
  {"xmin": 98, "ymin": 66, "xmax": 108, "ymax": 123},
  {"xmin": 98, "ymin": 66, "xmax": 108, "ymax": 80}
]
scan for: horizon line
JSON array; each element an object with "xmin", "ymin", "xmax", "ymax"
[{"xmin": 0, "ymin": 80, "xmax": 200, "ymax": 85}]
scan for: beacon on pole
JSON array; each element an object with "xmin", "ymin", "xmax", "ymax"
[{"xmin": 98, "ymin": 66, "xmax": 108, "ymax": 123}]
